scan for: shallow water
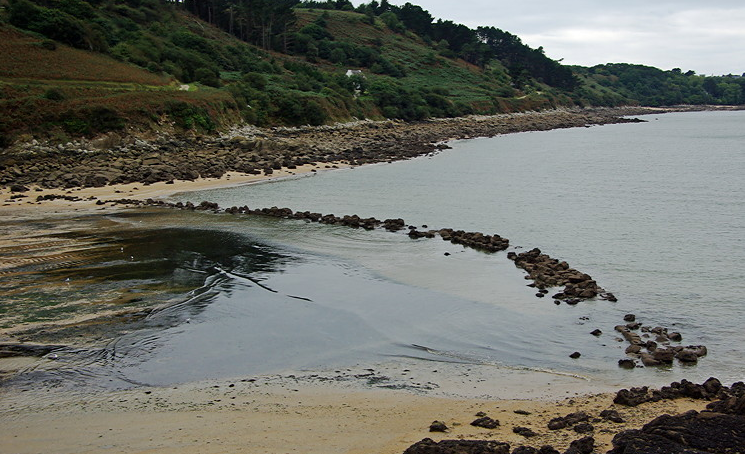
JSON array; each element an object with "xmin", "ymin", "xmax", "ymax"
[
  {"xmin": 170, "ymin": 110, "xmax": 745, "ymax": 386},
  {"xmin": 4, "ymin": 111, "xmax": 743, "ymax": 395}
]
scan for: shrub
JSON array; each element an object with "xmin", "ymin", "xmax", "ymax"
[
  {"xmin": 164, "ymin": 100, "xmax": 215, "ymax": 131},
  {"xmin": 243, "ymin": 72, "xmax": 267, "ymax": 90},
  {"xmin": 43, "ymin": 88, "xmax": 65, "ymax": 101},
  {"xmin": 195, "ymin": 67, "xmax": 221, "ymax": 88},
  {"xmin": 380, "ymin": 12, "xmax": 405, "ymax": 33},
  {"xmin": 303, "ymin": 99, "xmax": 327, "ymax": 126}
]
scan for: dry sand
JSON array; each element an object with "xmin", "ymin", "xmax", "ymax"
[
  {"xmin": 0, "ymin": 162, "xmax": 347, "ymax": 216},
  {"xmin": 0, "ymin": 371, "xmax": 707, "ymax": 454}
]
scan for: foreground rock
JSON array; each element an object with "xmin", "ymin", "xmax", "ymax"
[
  {"xmin": 608, "ymin": 394, "xmax": 745, "ymax": 454},
  {"xmin": 404, "ymin": 379, "xmax": 745, "ymax": 454},
  {"xmin": 404, "ymin": 439, "xmax": 510, "ymax": 454}
]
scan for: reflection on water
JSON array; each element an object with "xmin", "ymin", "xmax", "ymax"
[{"xmin": 2, "ymin": 209, "xmax": 716, "ymax": 393}]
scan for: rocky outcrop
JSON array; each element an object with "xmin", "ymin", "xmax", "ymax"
[
  {"xmin": 612, "ymin": 315, "xmax": 706, "ymax": 369},
  {"xmin": 437, "ymin": 229, "xmax": 509, "ymax": 253},
  {"xmin": 403, "ymin": 380, "xmax": 744, "ymax": 454},
  {"xmin": 403, "ymin": 439, "xmax": 511, "ymax": 454},
  {"xmin": 608, "ymin": 394, "xmax": 745, "ymax": 454},
  {"xmin": 613, "ymin": 377, "xmax": 742, "ymax": 407}
]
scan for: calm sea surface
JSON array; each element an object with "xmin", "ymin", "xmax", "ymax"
[
  {"xmin": 6, "ymin": 111, "xmax": 743, "ymax": 395},
  {"xmin": 171, "ymin": 110, "xmax": 744, "ymax": 386}
]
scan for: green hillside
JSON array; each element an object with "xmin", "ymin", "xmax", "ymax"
[{"xmin": 0, "ymin": 0, "xmax": 742, "ymax": 148}]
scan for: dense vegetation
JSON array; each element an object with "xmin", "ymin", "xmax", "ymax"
[
  {"xmin": 0, "ymin": 0, "xmax": 742, "ymax": 146},
  {"xmin": 577, "ymin": 64, "xmax": 745, "ymax": 106}
]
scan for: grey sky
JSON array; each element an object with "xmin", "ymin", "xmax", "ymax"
[{"xmin": 352, "ymin": 1, "xmax": 744, "ymax": 75}]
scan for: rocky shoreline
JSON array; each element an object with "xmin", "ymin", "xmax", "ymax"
[
  {"xmin": 405, "ymin": 378, "xmax": 745, "ymax": 454},
  {"xmin": 0, "ymin": 107, "xmax": 656, "ymax": 191}
]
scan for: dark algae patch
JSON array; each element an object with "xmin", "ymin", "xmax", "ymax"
[{"xmin": 0, "ymin": 211, "xmax": 297, "ymax": 347}]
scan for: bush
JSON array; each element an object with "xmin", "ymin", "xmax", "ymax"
[
  {"xmin": 329, "ymin": 48, "xmax": 346, "ymax": 64},
  {"xmin": 380, "ymin": 12, "xmax": 405, "ymax": 33},
  {"xmin": 303, "ymin": 99, "xmax": 327, "ymax": 126},
  {"xmin": 43, "ymin": 88, "xmax": 65, "ymax": 101},
  {"xmin": 164, "ymin": 100, "xmax": 215, "ymax": 131},
  {"xmin": 195, "ymin": 67, "xmax": 221, "ymax": 88},
  {"xmin": 243, "ymin": 72, "xmax": 268, "ymax": 90}
]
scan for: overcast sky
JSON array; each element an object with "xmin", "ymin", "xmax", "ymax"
[{"xmin": 352, "ymin": 0, "xmax": 745, "ymax": 76}]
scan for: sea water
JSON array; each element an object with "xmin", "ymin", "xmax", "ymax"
[
  {"xmin": 5, "ymin": 111, "xmax": 743, "ymax": 394},
  {"xmin": 167, "ymin": 110, "xmax": 744, "ymax": 387}
]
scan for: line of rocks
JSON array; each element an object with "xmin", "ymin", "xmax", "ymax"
[
  {"xmin": 1, "ymin": 107, "xmax": 655, "ymax": 191},
  {"xmin": 507, "ymin": 248, "xmax": 617, "ymax": 304},
  {"xmin": 109, "ymin": 199, "xmax": 513, "ymax": 255}
]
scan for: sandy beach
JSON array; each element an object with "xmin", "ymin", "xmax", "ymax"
[
  {"xmin": 0, "ymin": 162, "xmax": 347, "ymax": 216},
  {"xmin": 0, "ymin": 367, "xmax": 709, "ymax": 454}
]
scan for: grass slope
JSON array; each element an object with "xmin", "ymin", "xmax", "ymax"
[
  {"xmin": 0, "ymin": 24, "xmax": 239, "ymax": 145},
  {"xmin": 0, "ymin": 5, "xmax": 607, "ymax": 147}
]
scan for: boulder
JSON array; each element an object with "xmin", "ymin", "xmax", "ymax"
[
  {"xmin": 676, "ymin": 349, "xmax": 699, "ymax": 363},
  {"xmin": 547, "ymin": 418, "xmax": 567, "ymax": 431},
  {"xmin": 537, "ymin": 447, "xmax": 560, "ymax": 454},
  {"xmin": 513, "ymin": 426, "xmax": 538, "ymax": 438},
  {"xmin": 430, "ymin": 421, "xmax": 449, "ymax": 432},
  {"xmin": 651, "ymin": 348, "xmax": 675, "ymax": 363},
  {"xmin": 640, "ymin": 353, "xmax": 662, "ymax": 367},
  {"xmin": 470, "ymin": 416, "xmax": 500, "ymax": 429},
  {"xmin": 403, "ymin": 438, "xmax": 510, "ymax": 454},
  {"xmin": 564, "ymin": 437, "xmax": 594, "ymax": 454},
  {"xmin": 600, "ymin": 409, "xmax": 625, "ymax": 423},
  {"xmin": 573, "ymin": 422, "xmax": 594, "ymax": 434},
  {"xmin": 614, "ymin": 387, "xmax": 651, "ymax": 407},
  {"xmin": 512, "ymin": 447, "xmax": 538, "ymax": 454}
]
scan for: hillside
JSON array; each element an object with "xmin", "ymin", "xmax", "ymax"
[{"xmin": 0, "ymin": 0, "xmax": 742, "ymax": 149}]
